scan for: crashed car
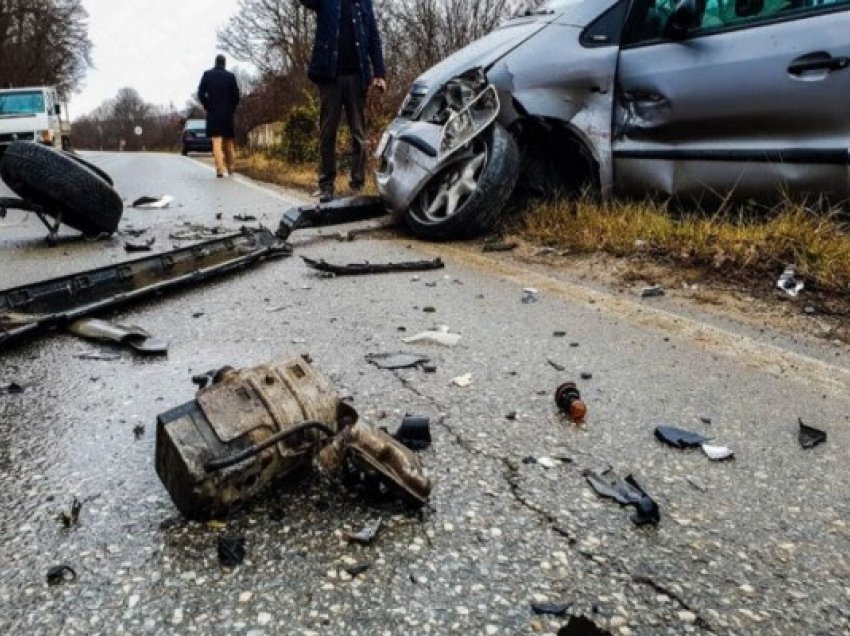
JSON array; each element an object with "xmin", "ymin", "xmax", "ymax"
[{"xmin": 377, "ymin": 0, "xmax": 850, "ymax": 238}]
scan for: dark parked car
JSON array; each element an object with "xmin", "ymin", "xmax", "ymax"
[
  {"xmin": 181, "ymin": 119, "xmax": 212, "ymax": 155},
  {"xmin": 377, "ymin": 0, "xmax": 850, "ymax": 239}
]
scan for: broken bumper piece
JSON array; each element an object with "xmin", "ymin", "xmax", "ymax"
[
  {"xmin": 276, "ymin": 195, "xmax": 388, "ymax": 241},
  {"xmin": 0, "ymin": 228, "xmax": 290, "ymax": 350}
]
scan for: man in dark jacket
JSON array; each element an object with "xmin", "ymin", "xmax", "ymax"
[
  {"xmin": 197, "ymin": 54, "xmax": 240, "ymax": 178},
  {"xmin": 300, "ymin": 0, "xmax": 386, "ymax": 202}
]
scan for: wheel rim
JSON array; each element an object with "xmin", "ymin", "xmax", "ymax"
[{"xmin": 412, "ymin": 142, "xmax": 488, "ymax": 224}]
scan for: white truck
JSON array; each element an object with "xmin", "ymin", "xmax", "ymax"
[{"xmin": 0, "ymin": 86, "xmax": 71, "ymax": 154}]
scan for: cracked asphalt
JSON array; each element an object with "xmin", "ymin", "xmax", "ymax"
[{"xmin": 2, "ymin": 152, "xmax": 850, "ymax": 636}]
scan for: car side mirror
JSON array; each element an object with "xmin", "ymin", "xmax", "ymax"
[
  {"xmin": 665, "ymin": 0, "xmax": 699, "ymax": 40},
  {"xmin": 54, "ymin": 104, "xmax": 62, "ymax": 115}
]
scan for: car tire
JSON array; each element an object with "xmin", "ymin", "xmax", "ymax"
[
  {"xmin": 61, "ymin": 149, "xmax": 114, "ymax": 186},
  {"xmin": 405, "ymin": 122, "xmax": 520, "ymax": 240},
  {"xmin": 0, "ymin": 141, "xmax": 123, "ymax": 236}
]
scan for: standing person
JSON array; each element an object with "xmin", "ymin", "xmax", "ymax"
[
  {"xmin": 300, "ymin": 0, "xmax": 387, "ymax": 202},
  {"xmin": 197, "ymin": 54, "xmax": 240, "ymax": 178}
]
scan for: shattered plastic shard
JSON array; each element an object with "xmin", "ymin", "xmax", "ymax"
[
  {"xmin": 217, "ymin": 535, "xmax": 246, "ymax": 567},
  {"xmin": 452, "ymin": 373, "xmax": 473, "ymax": 388},
  {"xmin": 654, "ymin": 426, "xmax": 710, "ymax": 449},
  {"xmin": 798, "ymin": 418, "xmax": 827, "ymax": 449},
  {"xmin": 132, "ymin": 194, "xmax": 174, "ymax": 209},
  {"xmin": 777, "ymin": 265, "xmax": 804, "ymax": 296},
  {"xmin": 583, "ymin": 468, "xmax": 660, "ymax": 526},
  {"xmin": 394, "ymin": 415, "xmax": 432, "ymax": 451},
  {"xmin": 641, "ymin": 285, "xmax": 665, "ymax": 298},
  {"xmin": 365, "ymin": 352, "xmax": 430, "ymax": 370},
  {"xmin": 531, "ymin": 602, "xmax": 571, "ymax": 616},
  {"xmin": 402, "ymin": 329, "xmax": 461, "ymax": 347},
  {"xmin": 346, "ymin": 518, "xmax": 383, "ymax": 545},
  {"xmin": 702, "ymin": 444, "xmax": 735, "ymax": 461}
]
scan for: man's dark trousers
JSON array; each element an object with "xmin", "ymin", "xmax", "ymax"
[{"xmin": 319, "ymin": 73, "xmax": 368, "ymax": 193}]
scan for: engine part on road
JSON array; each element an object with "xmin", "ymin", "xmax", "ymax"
[
  {"xmin": 155, "ymin": 357, "xmax": 356, "ymax": 520},
  {"xmin": 276, "ymin": 195, "xmax": 388, "ymax": 241},
  {"xmin": 317, "ymin": 421, "xmax": 433, "ymax": 507},
  {"xmin": 0, "ymin": 141, "xmax": 123, "ymax": 241},
  {"xmin": 554, "ymin": 382, "xmax": 587, "ymax": 423},
  {"xmin": 302, "ymin": 255, "xmax": 445, "ymax": 276},
  {"xmin": 583, "ymin": 468, "xmax": 660, "ymax": 527},
  {"xmin": 0, "ymin": 228, "xmax": 290, "ymax": 350}
]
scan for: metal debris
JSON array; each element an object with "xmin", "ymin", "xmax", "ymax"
[
  {"xmin": 798, "ymin": 418, "xmax": 827, "ymax": 449},
  {"xmin": 303, "ymin": 256, "xmax": 444, "ymax": 276},
  {"xmin": 217, "ymin": 535, "xmax": 246, "ymax": 567},
  {"xmin": 124, "ymin": 237, "xmax": 155, "ymax": 252},
  {"xmin": 654, "ymin": 426, "xmax": 711, "ymax": 449},
  {"xmin": 276, "ymin": 195, "xmax": 387, "ymax": 240},
  {"xmin": 68, "ymin": 319, "xmax": 168, "ymax": 356},
  {"xmin": 366, "ymin": 352, "xmax": 430, "ymax": 370},
  {"xmin": 345, "ymin": 519, "xmax": 383, "ymax": 545},
  {"xmin": 132, "ymin": 195, "xmax": 174, "ymax": 209},
  {"xmin": 583, "ymin": 468, "xmax": 660, "ymax": 526},
  {"xmin": 777, "ymin": 265, "xmax": 804, "ymax": 296}
]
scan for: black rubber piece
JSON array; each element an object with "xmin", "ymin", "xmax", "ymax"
[
  {"xmin": 798, "ymin": 418, "xmax": 827, "ymax": 449},
  {"xmin": 405, "ymin": 122, "xmax": 521, "ymax": 240},
  {"xmin": 0, "ymin": 141, "xmax": 123, "ymax": 236},
  {"xmin": 655, "ymin": 426, "xmax": 711, "ymax": 449}
]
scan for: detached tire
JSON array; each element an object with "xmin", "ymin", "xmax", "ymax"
[
  {"xmin": 405, "ymin": 122, "xmax": 520, "ymax": 240},
  {"xmin": 0, "ymin": 141, "xmax": 122, "ymax": 236}
]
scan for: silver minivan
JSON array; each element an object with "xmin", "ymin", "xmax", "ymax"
[{"xmin": 376, "ymin": 0, "xmax": 850, "ymax": 238}]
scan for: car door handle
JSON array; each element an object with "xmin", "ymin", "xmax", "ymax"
[{"xmin": 788, "ymin": 53, "xmax": 849, "ymax": 76}]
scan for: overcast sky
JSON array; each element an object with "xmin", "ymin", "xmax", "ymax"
[{"xmin": 73, "ymin": 0, "xmax": 246, "ymax": 117}]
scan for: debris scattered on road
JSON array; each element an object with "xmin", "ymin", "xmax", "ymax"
[
  {"xmin": 452, "ymin": 373, "xmax": 473, "ymax": 388},
  {"xmin": 76, "ymin": 351, "xmax": 122, "ymax": 361},
  {"xmin": 483, "ymin": 241, "xmax": 518, "ymax": 253},
  {"xmin": 233, "ymin": 213, "xmax": 257, "ymax": 222},
  {"xmin": 558, "ymin": 615, "xmax": 613, "ymax": 636},
  {"xmin": 303, "ymin": 256, "xmax": 444, "ymax": 276},
  {"xmin": 583, "ymin": 468, "xmax": 660, "ymax": 526},
  {"xmin": 1, "ymin": 381, "xmax": 25, "ymax": 393},
  {"xmin": 531, "ymin": 602, "xmax": 571, "ymax": 616},
  {"xmin": 217, "ymin": 535, "xmax": 246, "ymax": 567},
  {"xmin": 345, "ymin": 562, "xmax": 372, "ymax": 577},
  {"xmin": 506, "ymin": 411, "xmax": 517, "ymax": 420},
  {"xmin": 46, "ymin": 565, "xmax": 77, "ymax": 586},
  {"xmin": 522, "ymin": 287, "xmax": 540, "ymax": 304},
  {"xmin": 654, "ymin": 426, "xmax": 711, "ymax": 449},
  {"xmin": 553, "ymin": 331, "xmax": 566, "ymax": 338},
  {"xmin": 276, "ymin": 195, "xmax": 388, "ymax": 240},
  {"xmin": 190, "ymin": 366, "xmax": 234, "ymax": 389},
  {"xmin": 548, "ymin": 359, "xmax": 566, "ymax": 372},
  {"xmin": 580, "ymin": 372, "xmax": 593, "ymax": 380},
  {"xmin": 133, "ymin": 424, "xmax": 145, "ymax": 439},
  {"xmin": 393, "ymin": 415, "xmax": 432, "ymax": 451},
  {"xmin": 554, "ymin": 382, "xmax": 587, "ymax": 423},
  {"xmin": 701, "ymin": 444, "xmax": 735, "ymax": 461},
  {"xmin": 422, "ymin": 363, "xmax": 438, "ymax": 373},
  {"xmin": 345, "ymin": 519, "xmax": 383, "ymax": 545},
  {"xmin": 168, "ymin": 226, "xmax": 227, "ymax": 241},
  {"xmin": 366, "ymin": 352, "xmax": 430, "ymax": 370},
  {"xmin": 641, "ymin": 284, "xmax": 665, "ymax": 298},
  {"xmin": 536, "ymin": 457, "xmax": 560, "ymax": 469},
  {"xmin": 699, "ymin": 415, "xmax": 713, "ymax": 425},
  {"xmin": 68, "ymin": 319, "xmax": 168, "ymax": 356},
  {"xmin": 132, "ymin": 195, "xmax": 174, "ymax": 209},
  {"xmin": 798, "ymin": 418, "xmax": 827, "ymax": 449},
  {"xmin": 403, "ymin": 326, "xmax": 461, "ymax": 347},
  {"xmin": 777, "ymin": 265, "xmax": 804, "ymax": 296},
  {"xmin": 422, "ymin": 306, "xmax": 436, "ymax": 313},
  {"xmin": 124, "ymin": 237, "xmax": 155, "ymax": 252},
  {"xmin": 59, "ymin": 498, "xmax": 82, "ymax": 528}
]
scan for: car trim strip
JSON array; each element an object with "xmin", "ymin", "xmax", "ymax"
[{"xmin": 613, "ymin": 147, "xmax": 849, "ymax": 165}]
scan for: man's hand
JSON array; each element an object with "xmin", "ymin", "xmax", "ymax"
[{"xmin": 371, "ymin": 77, "xmax": 387, "ymax": 93}]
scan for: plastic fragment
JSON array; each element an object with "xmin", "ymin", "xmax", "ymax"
[
  {"xmin": 46, "ymin": 565, "xmax": 77, "ymax": 585},
  {"xmin": 394, "ymin": 416, "xmax": 431, "ymax": 451},
  {"xmin": 403, "ymin": 327, "xmax": 461, "ymax": 347},
  {"xmin": 217, "ymin": 535, "xmax": 246, "ymax": 567},
  {"xmin": 233, "ymin": 214, "xmax": 257, "ymax": 222},
  {"xmin": 701, "ymin": 444, "xmax": 734, "ymax": 461},
  {"xmin": 583, "ymin": 468, "xmax": 660, "ymax": 526},
  {"xmin": 132, "ymin": 194, "xmax": 174, "ymax": 209},
  {"xmin": 345, "ymin": 562, "xmax": 372, "ymax": 577},
  {"xmin": 482, "ymin": 241, "xmax": 518, "ymax": 252},
  {"xmin": 531, "ymin": 602, "xmax": 571, "ymax": 616},
  {"xmin": 558, "ymin": 615, "xmax": 613, "ymax": 636},
  {"xmin": 452, "ymin": 373, "xmax": 473, "ymax": 388},
  {"xmin": 302, "ymin": 256, "xmax": 444, "ymax": 276},
  {"xmin": 124, "ymin": 237, "xmax": 155, "ymax": 252},
  {"xmin": 655, "ymin": 426, "xmax": 710, "ymax": 448},
  {"xmin": 798, "ymin": 418, "xmax": 826, "ymax": 449},
  {"xmin": 346, "ymin": 518, "xmax": 383, "ymax": 545},
  {"xmin": 641, "ymin": 285, "xmax": 665, "ymax": 298},
  {"xmin": 777, "ymin": 265, "xmax": 804, "ymax": 296},
  {"xmin": 366, "ymin": 352, "xmax": 430, "ymax": 370},
  {"xmin": 522, "ymin": 288, "xmax": 540, "ymax": 304}
]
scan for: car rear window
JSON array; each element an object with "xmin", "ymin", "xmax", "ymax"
[{"xmin": 186, "ymin": 120, "xmax": 206, "ymax": 131}]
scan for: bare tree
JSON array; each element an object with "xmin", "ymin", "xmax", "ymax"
[{"xmin": 0, "ymin": 0, "xmax": 93, "ymax": 95}]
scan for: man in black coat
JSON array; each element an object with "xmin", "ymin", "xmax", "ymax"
[
  {"xmin": 197, "ymin": 55, "xmax": 240, "ymax": 178},
  {"xmin": 300, "ymin": 0, "xmax": 386, "ymax": 202}
]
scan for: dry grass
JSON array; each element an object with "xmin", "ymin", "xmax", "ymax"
[
  {"xmin": 520, "ymin": 197, "xmax": 850, "ymax": 293},
  {"xmin": 234, "ymin": 152, "xmax": 378, "ymax": 197}
]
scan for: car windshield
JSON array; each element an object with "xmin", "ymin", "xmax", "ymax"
[
  {"xmin": 186, "ymin": 120, "xmax": 206, "ymax": 131},
  {"xmin": 0, "ymin": 90, "xmax": 46, "ymax": 116}
]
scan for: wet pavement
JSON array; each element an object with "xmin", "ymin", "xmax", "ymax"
[{"xmin": 2, "ymin": 152, "xmax": 850, "ymax": 635}]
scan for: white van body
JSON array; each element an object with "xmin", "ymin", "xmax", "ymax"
[{"xmin": 0, "ymin": 86, "xmax": 71, "ymax": 152}]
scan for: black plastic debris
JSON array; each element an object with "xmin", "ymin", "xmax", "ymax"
[
  {"xmin": 531, "ymin": 602, "xmax": 571, "ymax": 616},
  {"xmin": 303, "ymin": 256, "xmax": 444, "ymax": 276},
  {"xmin": 59, "ymin": 498, "xmax": 82, "ymax": 528},
  {"xmin": 554, "ymin": 331, "xmax": 566, "ymax": 338},
  {"xmin": 345, "ymin": 562, "xmax": 372, "ymax": 578},
  {"xmin": 133, "ymin": 424, "xmax": 145, "ymax": 440},
  {"xmin": 124, "ymin": 237, "xmax": 155, "ymax": 252},
  {"xmin": 584, "ymin": 468, "xmax": 660, "ymax": 526},
  {"xmin": 422, "ymin": 363, "xmax": 438, "ymax": 374},
  {"xmin": 655, "ymin": 426, "xmax": 710, "ymax": 449},
  {"xmin": 132, "ymin": 195, "xmax": 173, "ymax": 209},
  {"xmin": 482, "ymin": 242, "xmax": 518, "ymax": 253},
  {"xmin": 217, "ymin": 535, "xmax": 246, "ymax": 567},
  {"xmin": 2, "ymin": 381, "xmax": 24, "ymax": 394},
  {"xmin": 558, "ymin": 615, "xmax": 613, "ymax": 636},
  {"xmin": 580, "ymin": 372, "xmax": 593, "ymax": 380},
  {"xmin": 394, "ymin": 416, "xmax": 432, "ymax": 451},
  {"xmin": 190, "ymin": 366, "xmax": 235, "ymax": 389},
  {"xmin": 506, "ymin": 411, "xmax": 517, "ymax": 420},
  {"xmin": 548, "ymin": 359, "xmax": 566, "ymax": 372},
  {"xmin": 46, "ymin": 565, "xmax": 77, "ymax": 586},
  {"xmin": 798, "ymin": 418, "xmax": 827, "ymax": 449},
  {"xmin": 365, "ymin": 352, "xmax": 430, "ymax": 370},
  {"xmin": 233, "ymin": 214, "xmax": 257, "ymax": 222},
  {"xmin": 641, "ymin": 285, "xmax": 665, "ymax": 298},
  {"xmin": 346, "ymin": 518, "xmax": 383, "ymax": 545}
]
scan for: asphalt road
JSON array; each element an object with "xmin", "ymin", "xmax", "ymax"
[{"xmin": 1, "ymin": 152, "xmax": 849, "ymax": 636}]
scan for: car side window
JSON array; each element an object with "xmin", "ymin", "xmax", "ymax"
[{"xmin": 622, "ymin": 0, "xmax": 850, "ymax": 44}]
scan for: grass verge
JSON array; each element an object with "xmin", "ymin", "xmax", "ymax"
[
  {"xmin": 235, "ymin": 152, "xmax": 378, "ymax": 197},
  {"xmin": 519, "ymin": 197, "xmax": 850, "ymax": 294}
]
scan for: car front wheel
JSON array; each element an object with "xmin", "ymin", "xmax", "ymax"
[{"xmin": 404, "ymin": 122, "xmax": 520, "ymax": 240}]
